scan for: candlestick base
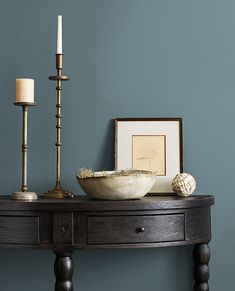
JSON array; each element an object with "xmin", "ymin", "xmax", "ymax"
[
  {"xmin": 44, "ymin": 183, "xmax": 73, "ymax": 199},
  {"xmin": 11, "ymin": 191, "xmax": 38, "ymax": 201}
]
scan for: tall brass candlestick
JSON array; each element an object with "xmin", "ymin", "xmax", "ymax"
[
  {"xmin": 44, "ymin": 54, "xmax": 73, "ymax": 199},
  {"xmin": 12, "ymin": 102, "xmax": 38, "ymax": 201}
]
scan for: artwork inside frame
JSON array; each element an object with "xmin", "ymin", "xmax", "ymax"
[
  {"xmin": 115, "ymin": 118, "xmax": 183, "ymax": 194},
  {"xmin": 132, "ymin": 135, "xmax": 166, "ymax": 176}
]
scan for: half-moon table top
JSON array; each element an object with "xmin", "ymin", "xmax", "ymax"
[{"xmin": 0, "ymin": 194, "xmax": 214, "ymax": 211}]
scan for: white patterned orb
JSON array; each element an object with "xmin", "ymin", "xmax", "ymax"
[{"xmin": 172, "ymin": 173, "xmax": 196, "ymax": 197}]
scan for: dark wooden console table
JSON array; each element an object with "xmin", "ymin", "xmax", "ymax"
[{"xmin": 0, "ymin": 195, "xmax": 214, "ymax": 291}]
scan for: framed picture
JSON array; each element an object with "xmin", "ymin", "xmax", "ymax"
[{"xmin": 115, "ymin": 118, "xmax": 183, "ymax": 193}]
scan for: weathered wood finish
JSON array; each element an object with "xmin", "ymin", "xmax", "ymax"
[
  {"xmin": 0, "ymin": 195, "xmax": 213, "ymax": 211},
  {"xmin": 0, "ymin": 195, "xmax": 214, "ymax": 291},
  {"xmin": 53, "ymin": 212, "xmax": 73, "ymax": 245},
  {"xmin": 193, "ymin": 243, "xmax": 210, "ymax": 291},
  {"xmin": 87, "ymin": 214, "xmax": 185, "ymax": 245},
  {"xmin": 0, "ymin": 215, "xmax": 39, "ymax": 244},
  {"xmin": 54, "ymin": 251, "xmax": 74, "ymax": 291}
]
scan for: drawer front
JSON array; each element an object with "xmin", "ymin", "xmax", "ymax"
[
  {"xmin": 0, "ymin": 216, "xmax": 39, "ymax": 245},
  {"xmin": 87, "ymin": 214, "xmax": 185, "ymax": 245}
]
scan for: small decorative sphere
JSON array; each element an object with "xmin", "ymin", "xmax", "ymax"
[{"xmin": 172, "ymin": 173, "xmax": 196, "ymax": 197}]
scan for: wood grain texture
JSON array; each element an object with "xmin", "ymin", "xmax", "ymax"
[
  {"xmin": 0, "ymin": 216, "xmax": 39, "ymax": 244},
  {"xmin": 0, "ymin": 195, "xmax": 214, "ymax": 211},
  {"xmin": 87, "ymin": 214, "xmax": 184, "ymax": 245},
  {"xmin": 185, "ymin": 208, "xmax": 211, "ymax": 242},
  {"xmin": 0, "ymin": 195, "xmax": 214, "ymax": 291},
  {"xmin": 53, "ymin": 212, "xmax": 73, "ymax": 245},
  {"xmin": 0, "ymin": 195, "xmax": 214, "ymax": 249}
]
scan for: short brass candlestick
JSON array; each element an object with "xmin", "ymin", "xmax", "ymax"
[
  {"xmin": 12, "ymin": 102, "xmax": 38, "ymax": 201},
  {"xmin": 44, "ymin": 54, "xmax": 73, "ymax": 199}
]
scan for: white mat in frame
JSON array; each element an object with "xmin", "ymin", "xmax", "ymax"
[{"xmin": 115, "ymin": 118, "xmax": 183, "ymax": 193}]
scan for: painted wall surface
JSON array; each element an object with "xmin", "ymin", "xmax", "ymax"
[{"xmin": 0, "ymin": 0, "xmax": 231, "ymax": 290}]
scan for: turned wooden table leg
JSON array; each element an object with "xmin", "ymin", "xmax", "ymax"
[
  {"xmin": 54, "ymin": 251, "xmax": 74, "ymax": 291},
  {"xmin": 193, "ymin": 243, "xmax": 210, "ymax": 291}
]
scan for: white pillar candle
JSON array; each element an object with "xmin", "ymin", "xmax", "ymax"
[
  {"xmin": 57, "ymin": 15, "xmax": 62, "ymax": 54},
  {"xmin": 15, "ymin": 79, "xmax": 34, "ymax": 103}
]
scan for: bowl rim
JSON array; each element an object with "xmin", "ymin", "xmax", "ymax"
[{"xmin": 77, "ymin": 170, "xmax": 156, "ymax": 180}]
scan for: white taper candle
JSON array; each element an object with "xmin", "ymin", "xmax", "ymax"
[{"xmin": 57, "ymin": 15, "xmax": 62, "ymax": 54}]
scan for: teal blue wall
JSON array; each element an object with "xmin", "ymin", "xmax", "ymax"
[{"xmin": 0, "ymin": 0, "xmax": 230, "ymax": 290}]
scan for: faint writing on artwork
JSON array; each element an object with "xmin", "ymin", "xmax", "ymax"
[{"xmin": 132, "ymin": 135, "xmax": 166, "ymax": 176}]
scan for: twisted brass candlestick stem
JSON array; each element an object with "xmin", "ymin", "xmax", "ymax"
[
  {"xmin": 12, "ymin": 102, "xmax": 37, "ymax": 201},
  {"xmin": 44, "ymin": 54, "xmax": 73, "ymax": 199}
]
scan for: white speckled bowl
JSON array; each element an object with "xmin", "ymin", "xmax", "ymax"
[{"xmin": 77, "ymin": 170, "xmax": 156, "ymax": 200}]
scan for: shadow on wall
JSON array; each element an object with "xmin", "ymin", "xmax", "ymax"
[{"xmin": 95, "ymin": 119, "xmax": 115, "ymax": 171}]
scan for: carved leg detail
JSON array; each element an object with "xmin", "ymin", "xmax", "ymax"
[
  {"xmin": 193, "ymin": 243, "xmax": 210, "ymax": 291},
  {"xmin": 54, "ymin": 251, "xmax": 74, "ymax": 291}
]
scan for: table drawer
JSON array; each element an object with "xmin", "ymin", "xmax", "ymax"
[
  {"xmin": 87, "ymin": 214, "xmax": 185, "ymax": 245},
  {"xmin": 0, "ymin": 216, "xmax": 39, "ymax": 245}
]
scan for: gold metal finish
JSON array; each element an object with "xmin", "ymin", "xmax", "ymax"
[
  {"xmin": 22, "ymin": 105, "xmax": 28, "ymax": 192},
  {"xmin": 45, "ymin": 54, "xmax": 73, "ymax": 199},
  {"xmin": 12, "ymin": 103, "xmax": 38, "ymax": 201}
]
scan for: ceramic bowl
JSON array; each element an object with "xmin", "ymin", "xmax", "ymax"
[{"xmin": 77, "ymin": 170, "xmax": 156, "ymax": 200}]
